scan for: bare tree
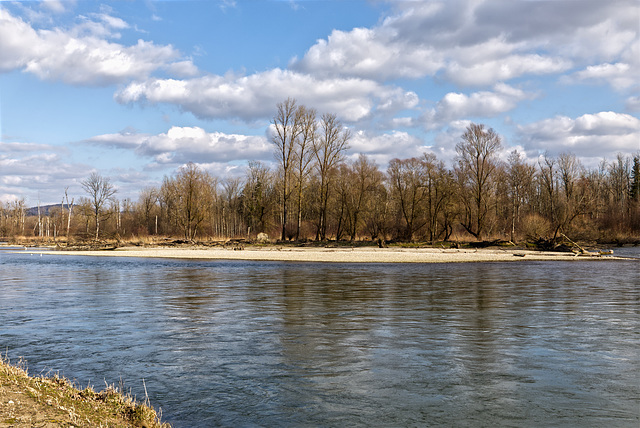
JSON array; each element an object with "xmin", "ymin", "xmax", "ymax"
[
  {"xmin": 242, "ymin": 161, "xmax": 275, "ymax": 235},
  {"xmin": 347, "ymin": 154, "xmax": 382, "ymax": 240},
  {"xmin": 63, "ymin": 187, "xmax": 74, "ymax": 241},
  {"xmin": 293, "ymin": 106, "xmax": 317, "ymax": 240},
  {"xmin": 81, "ymin": 172, "xmax": 117, "ymax": 240},
  {"xmin": 363, "ymin": 178, "xmax": 391, "ymax": 244},
  {"xmin": 312, "ymin": 113, "xmax": 351, "ymax": 240},
  {"xmin": 388, "ymin": 157, "xmax": 428, "ymax": 241},
  {"xmin": 222, "ymin": 177, "xmax": 244, "ymax": 238},
  {"xmin": 455, "ymin": 123, "xmax": 502, "ymax": 239},
  {"xmin": 138, "ymin": 186, "xmax": 159, "ymax": 235},
  {"xmin": 538, "ymin": 152, "xmax": 557, "ymax": 228},
  {"xmin": 163, "ymin": 163, "xmax": 214, "ymax": 241},
  {"xmin": 333, "ymin": 154, "xmax": 384, "ymax": 241},
  {"xmin": 558, "ymin": 152, "xmax": 581, "ymax": 201},
  {"xmin": 608, "ymin": 153, "xmax": 631, "ymax": 214},
  {"xmin": 423, "ymin": 153, "xmax": 456, "ymax": 243},
  {"xmin": 507, "ymin": 150, "xmax": 535, "ymax": 241},
  {"xmin": 536, "ymin": 152, "xmax": 590, "ymax": 240},
  {"xmin": 272, "ymin": 98, "xmax": 303, "ymax": 241},
  {"xmin": 556, "ymin": 152, "xmax": 585, "ymax": 235},
  {"xmin": 13, "ymin": 199, "xmax": 26, "ymax": 236},
  {"xmin": 37, "ymin": 198, "xmax": 42, "ymax": 238}
]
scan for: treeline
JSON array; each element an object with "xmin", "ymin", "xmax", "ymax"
[{"xmin": 2, "ymin": 100, "xmax": 640, "ymax": 244}]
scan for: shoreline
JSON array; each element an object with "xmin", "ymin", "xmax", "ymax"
[{"xmin": 11, "ymin": 245, "xmax": 630, "ymax": 263}]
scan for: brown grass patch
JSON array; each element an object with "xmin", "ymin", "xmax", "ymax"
[{"xmin": 0, "ymin": 355, "xmax": 169, "ymax": 427}]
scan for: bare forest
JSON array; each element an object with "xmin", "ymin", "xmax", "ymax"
[{"xmin": 2, "ymin": 100, "xmax": 640, "ymax": 246}]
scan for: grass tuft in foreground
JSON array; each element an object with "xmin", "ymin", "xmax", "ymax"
[{"xmin": 0, "ymin": 355, "xmax": 170, "ymax": 427}]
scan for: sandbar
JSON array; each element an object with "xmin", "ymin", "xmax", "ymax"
[{"xmin": 15, "ymin": 246, "xmax": 628, "ymax": 263}]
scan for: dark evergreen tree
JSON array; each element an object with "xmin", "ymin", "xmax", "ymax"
[{"xmin": 630, "ymin": 155, "xmax": 640, "ymax": 202}]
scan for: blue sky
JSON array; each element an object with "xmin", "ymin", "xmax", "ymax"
[{"xmin": 1, "ymin": 0, "xmax": 639, "ymax": 205}]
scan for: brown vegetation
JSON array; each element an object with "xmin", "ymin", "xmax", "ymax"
[{"xmin": 0, "ymin": 356, "xmax": 168, "ymax": 427}]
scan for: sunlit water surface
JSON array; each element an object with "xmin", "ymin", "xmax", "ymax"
[{"xmin": 1, "ymin": 249, "xmax": 639, "ymax": 427}]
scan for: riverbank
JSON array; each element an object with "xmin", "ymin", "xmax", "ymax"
[
  {"xmin": 0, "ymin": 357, "xmax": 168, "ymax": 427},
  {"xmin": 14, "ymin": 245, "xmax": 629, "ymax": 263}
]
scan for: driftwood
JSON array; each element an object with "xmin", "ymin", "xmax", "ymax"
[
  {"xmin": 560, "ymin": 233, "xmax": 608, "ymax": 257},
  {"xmin": 560, "ymin": 233, "xmax": 587, "ymax": 253},
  {"xmin": 224, "ymin": 238, "xmax": 245, "ymax": 250}
]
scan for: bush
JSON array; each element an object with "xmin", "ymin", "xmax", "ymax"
[{"xmin": 520, "ymin": 214, "xmax": 551, "ymax": 241}]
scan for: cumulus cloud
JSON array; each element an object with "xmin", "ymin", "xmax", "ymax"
[
  {"xmin": 0, "ymin": 7, "xmax": 196, "ymax": 85},
  {"xmin": 291, "ymin": 26, "xmax": 444, "ymax": 80},
  {"xmin": 517, "ymin": 111, "xmax": 640, "ymax": 163},
  {"xmin": 115, "ymin": 69, "xmax": 418, "ymax": 123},
  {"xmin": 85, "ymin": 126, "xmax": 272, "ymax": 166},
  {"xmin": 406, "ymin": 84, "xmax": 536, "ymax": 130},
  {"xmin": 563, "ymin": 62, "xmax": 639, "ymax": 91},
  {"xmin": 0, "ymin": 141, "xmax": 90, "ymax": 204},
  {"xmin": 291, "ymin": 0, "xmax": 637, "ymax": 88},
  {"xmin": 0, "ymin": 154, "xmax": 78, "ymax": 183},
  {"xmin": 444, "ymin": 52, "xmax": 570, "ymax": 86},
  {"xmin": 349, "ymin": 130, "xmax": 425, "ymax": 158},
  {"xmin": 437, "ymin": 84, "xmax": 534, "ymax": 123}
]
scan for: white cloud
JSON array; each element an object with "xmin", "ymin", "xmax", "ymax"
[
  {"xmin": 291, "ymin": 0, "xmax": 637, "ymax": 89},
  {"xmin": 94, "ymin": 13, "xmax": 129, "ymax": 31},
  {"xmin": 437, "ymin": 84, "xmax": 534, "ymax": 123},
  {"xmin": 85, "ymin": 126, "xmax": 272, "ymax": 166},
  {"xmin": 83, "ymin": 129, "xmax": 146, "ymax": 149},
  {"xmin": 0, "ymin": 8, "xmax": 196, "ymax": 85},
  {"xmin": 115, "ymin": 69, "xmax": 418, "ymax": 123},
  {"xmin": 517, "ymin": 111, "xmax": 640, "ymax": 163},
  {"xmin": 349, "ymin": 130, "xmax": 425, "ymax": 157},
  {"xmin": 0, "ymin": 141, "xmax": 89, "ymax": 204},
  {"xmin": 292, "ymin": 27, "xmax": 443, "ymax": 80},
  {"xmin": 72, "ymin": 13, "xmax": 130, "ymax": 39},
  {"xmin": 563, "ymin": 62, "xmax": 638, "ymax": 91},
  {"xmin": 444, "ymin": 52, "xmax": 570, "ymax": 87},
  {"xmin": 189, "ymin": 161, "xmax": 247, "ymax": 180},
  {"xmin": 554, "ymin": 14, "xmax": 638, "ymax": 63},
  {"xmin": 164, "ymin": 60, "xmax": 200, "ymax": 78},
  {"xmin": 408, "ymin": 84, "xmax": 536, "ymax": 130},
  {"xmin": 41, "ymin": 0, "xmax": 73, "ymax": 14}
]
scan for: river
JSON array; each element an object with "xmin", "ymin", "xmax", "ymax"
[{"xmin": 1, "ymin": 248, "xmax": 638, "ymax": 427}]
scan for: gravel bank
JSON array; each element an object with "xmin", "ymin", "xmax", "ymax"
[{"xmin": 18, "ymin": 246, "xmax": 625, "ymax": 263}]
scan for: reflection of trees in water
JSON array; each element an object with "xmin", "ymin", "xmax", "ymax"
[{"xmin": 279, "ymin": 267, "xmax": 387, "ymax": 371}]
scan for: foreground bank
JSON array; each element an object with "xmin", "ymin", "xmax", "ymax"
[
  {"xmin": 19, "ymin": 245, "xmax": 628, "ymax": 263},
  {"xmin": 0, "ymin": 357, "xmax": 168, "ymax": 427}
]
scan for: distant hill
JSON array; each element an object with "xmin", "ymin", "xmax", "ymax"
[{"xmin": 25, "ymin": 204, "xmax": 66, "ymax": 216}]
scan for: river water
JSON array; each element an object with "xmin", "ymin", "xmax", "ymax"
[{"xmin": 1, "ymin": 249, "xmax": 639, "ymax": 427}]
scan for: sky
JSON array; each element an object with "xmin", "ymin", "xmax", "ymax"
[{"xmin": 1, "ymin": 0, "xmax": 639, "ymax": 206}]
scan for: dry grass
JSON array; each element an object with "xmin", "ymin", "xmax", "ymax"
[{"xmin": 0, "ymin": 355, "xmax": 170, "ymax": 427}]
